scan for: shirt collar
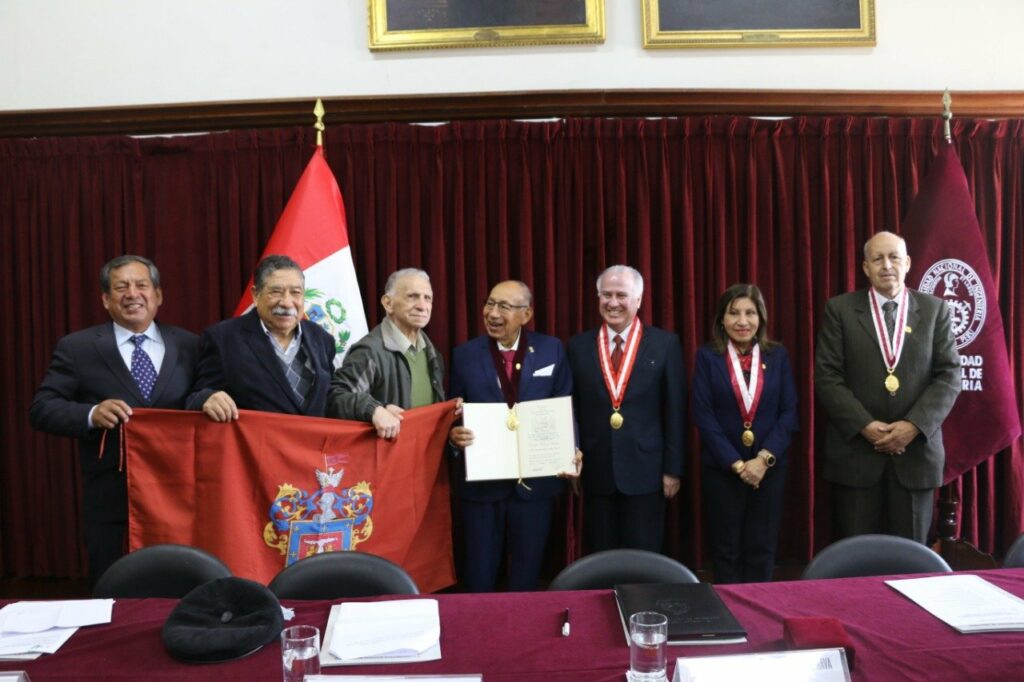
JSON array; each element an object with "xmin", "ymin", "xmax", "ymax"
[
  {"xmin": 258, "ymin": 317, "xmax": 303, "ymax": 340},
  {"xmin": 871, "ymin": 286, "xmax": 904, "ymax": 305},
  {"xmin": 382, "ymin": 316, "xmax": 425, "ymax": 353},
  {"xmin": 496, "ymin": 330, "xmax": 522, "ymax": 352},
  {"xmin": 113, "ymin": 321, "xmax": 161, "ymax": 345}
]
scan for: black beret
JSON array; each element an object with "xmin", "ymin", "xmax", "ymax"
[{"xmin": 162, "ymin": 577, "xmax": 284, "ymax": 662}]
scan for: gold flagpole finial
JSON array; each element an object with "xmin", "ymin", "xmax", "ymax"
[
  {"xmin": 942, "ymin": 89, "xmax": 953, "ymax": 144},
  {"xmin": 313, "ymin": 98, "xmax": 326, "ymax": 147}
]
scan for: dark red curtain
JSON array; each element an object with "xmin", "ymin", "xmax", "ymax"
[{"xmin": 2, "ymin": 117, "xmax": 1021, "ymax": 578}]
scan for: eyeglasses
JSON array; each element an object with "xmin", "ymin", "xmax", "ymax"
[{"xmin": 484, "ymin": 299, "xmax": 529, "ymax": 313}]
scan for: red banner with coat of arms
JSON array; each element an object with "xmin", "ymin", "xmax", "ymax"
[{"xmin": 122, "ymin": 401, "xmax": 458, "ymax": 593}]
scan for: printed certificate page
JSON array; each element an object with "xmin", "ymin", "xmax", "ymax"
[{"xmin": 516, "ymin": 396, "xmax": 576, "ymax": 478}]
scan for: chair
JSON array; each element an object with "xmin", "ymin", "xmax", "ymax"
[
  {"xmin": 268, "ymin": 551, "xmax": 419, "ymax": 599},
  {"xmin": 1003, "ymin": 533, "xmax": 1024, "ymax": 568},
  {"xmin": 801, "ymin": 534, "xmax": 953, "ymax": 580},
  {"xmin": 92, "ymin": 544, "xmax": 232, "ymax": 598},
  {"xmin": 547, "ymin": 549, "xmax": 699, "ymax": 591}
]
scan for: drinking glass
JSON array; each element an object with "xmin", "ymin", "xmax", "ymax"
[
  {"xmin": 628, "ymin": 611, "xmax": 668, "ymax": 681},
  {"xmin": 281, "ymin": 624, "xmax": 321, "ymax": 682}
]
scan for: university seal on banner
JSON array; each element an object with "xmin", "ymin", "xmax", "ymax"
[
  {"xmin": 263, "ymin": 453, "xmax": 374, "ymax": 566},
  {"xmin": 919, "ymin": 258, "xmax": 986, "ymax": 350}
]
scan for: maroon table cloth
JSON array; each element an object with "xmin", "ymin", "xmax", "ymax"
[{"xmin": 3, "ymin": 569, "xmax": 1024, "ymax": 681}]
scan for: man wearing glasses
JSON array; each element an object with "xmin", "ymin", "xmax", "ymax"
[{"xmin": 448, "ymin": 280, "xmax": 578, "ymax": 591}]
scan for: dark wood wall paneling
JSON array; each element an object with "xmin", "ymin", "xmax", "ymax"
[{"xmin": 2, "ymin": 91, "xmax": 1024, "ymax": 138}]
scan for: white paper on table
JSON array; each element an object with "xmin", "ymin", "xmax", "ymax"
[
  {"xmin": 886, "ymin": 574, "xmax": 1024, "ymax": 633},
  {"xmin": 0, "ymin": 599, "xmax": 113, "ymax": 633},
  {"xmin": 673, "ymin": 647, "xmax": 851, "ymax": 682},
  {"xmin": 0, "ymin": 625, "xmax": 77, "ymax": 657},
  {"xmin": 307, "ymin": 671, "xmax": 479, "ymax": 675},
  {"xmin": 327, "ymin": 599, "xmax": 441, "ymax": 662}
]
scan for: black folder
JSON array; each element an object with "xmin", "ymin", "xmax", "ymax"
[{"xmin": 614, "ymin": 582, "xmax": 747, "ymax": 645}]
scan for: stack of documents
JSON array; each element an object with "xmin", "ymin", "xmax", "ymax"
[
  {"xmin": 321, "ymin": 599, "xmax": 441, "ymax": 666},
  {"xmin": 886, "ymin": 574, "xmax": 1024, "ymax": 633},
  {"xmin": 0, "ymin": 599, "xmax": 113, "ymax": 660}
]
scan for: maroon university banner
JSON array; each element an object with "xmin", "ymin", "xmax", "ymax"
[
  {"xmin": 902, "ymin": 144, "xmax": 1021, "ymax": 483},
  {"xmin": 122, "ymin": 401, "xmax": 458, "ymax": 592}
]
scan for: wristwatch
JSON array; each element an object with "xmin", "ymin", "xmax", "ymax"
[{"xmin": 759, "ymin": 451, "xmax": 777, "ymax": 467}]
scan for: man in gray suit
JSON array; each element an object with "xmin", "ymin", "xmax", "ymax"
[{"xmin": 815, "ymin": 231, "xmax": 961, "ymax": 544}]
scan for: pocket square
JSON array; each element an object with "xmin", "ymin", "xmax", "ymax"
[{"xmin": 533, "ymin": 364, "xmax": 555, "ymax": 377}]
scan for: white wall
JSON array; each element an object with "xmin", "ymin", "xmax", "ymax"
[{"xmin": 2, "ymin": 0, "xmax": 1022, "ymax": 112}]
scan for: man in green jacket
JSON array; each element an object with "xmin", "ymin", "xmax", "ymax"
[{"xmin": 327, "ymin": 268, "xmax": 445, "ymax": 437}]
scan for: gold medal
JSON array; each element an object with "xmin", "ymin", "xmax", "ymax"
[
  {"xmin": 610, "ymin": 410, "xmax": 624, "ymax": 430},
  {"xmin": 506, "ymin": 406, "xmax": 519, "ymax": 431},
  {"xmin": 885, "ymin": 373, "xmax": 900, "ymax": 394},
  {"xmin": 742, "ymin": 429, "xmax": 755, "ymax": 447}
]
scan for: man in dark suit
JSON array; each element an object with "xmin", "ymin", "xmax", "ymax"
[
  {"xmin": 567, "ymin": 265, "xmax": 686, "ymax": 552},
  {"xmin": 187, "ymin": 255, "xmax": 335, "ymax": 420},
  {"xmin": 448, "ymin": 280, "xmax": 580, "ymax": 591},
  {"xmin": 816, "ymin": 231, "xmax": 961, "ymax": 543},
  {"xmin": 29, "ymin": 255, "xmax": 199, "ymax": 583}
]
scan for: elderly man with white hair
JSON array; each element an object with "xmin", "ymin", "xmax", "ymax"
[{"xmin": 327, "ymin": 267, "xmax": 445, "ymax": 438}]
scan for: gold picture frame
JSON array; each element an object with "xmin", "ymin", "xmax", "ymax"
[
  {"xmin": 642, "ymin": 0, "xmax": 875, "ymax": 49},
  {"xmin": 368, "ymin": 0, "xmax": 605, "ymax": 52}
]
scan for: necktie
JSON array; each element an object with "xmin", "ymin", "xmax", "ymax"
[
  {"xmin": 285, "ymin": 347, "xmax": 314, "ymax": 405},
  {"xmin": 129, "ymin": 334, "xmax": 157, "ymax": 401},
  {"xmin": 611, "ymin": 335, "xmax": 624, "ymax": 373},
  {"xmin": 500, "ymin": 349, "xmax": 515, "ymax": 380},
  {"xmin": 882, "ymin": 300, "xmax": 897, "ymax": 342}
]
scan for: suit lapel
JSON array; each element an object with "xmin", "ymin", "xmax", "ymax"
[
  {"xmin": 855, "ymin": 289, "xmax": 876, "ymax": 344},
  {"xmin": 622, "ymin": 325, "xmax": 653, "ymax": 402},
  {"xmin": 148, "ymin": 323, "xmax": 177, "ymax": 403},
  {"xmin": 516, "ymin": 332, "xmax": 535, "ymax": 399},
  {"xmin": 94, "ymin": 323, "xmax": 146, "ymax": 403},
  {"xmin": 243, "ymin": 312, "xmax": 302, "ymax": 411}
]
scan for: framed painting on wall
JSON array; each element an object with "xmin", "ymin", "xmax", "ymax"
[
  {"xmin": 642, "ymin": 0, "xmax": 875, "ymax": 48},
  {"xmin": 368, "ymin": 0, "xmax": 605, "ymax": 51}
]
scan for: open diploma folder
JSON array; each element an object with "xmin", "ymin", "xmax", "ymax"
[
  {"xmin": 614, "ymin": 583, "xmax": 747, "ymax": 645},
  {"xmin": 462, "ymin": 396, "xmax": 576, "ymax": 481}
]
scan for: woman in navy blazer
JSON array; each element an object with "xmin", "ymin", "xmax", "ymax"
[{"xmin": 692, "ymin": 284, "xmax": 798, "ymax": 583}]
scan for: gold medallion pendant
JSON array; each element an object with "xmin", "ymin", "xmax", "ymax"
[
  {"xmin": 885, "ymin": 373, "xmax": 900, "ymax": 394},
  {"xmin": 742, "ymin": 429, "xmax": 755, "ymax": 448},
  {"xmin": 610, "ymin": 411, "xmax": 624, "ymax": 430},
  {"xmin": 506, "ymin": 409, "xmax": 520, "ymax": 431}
]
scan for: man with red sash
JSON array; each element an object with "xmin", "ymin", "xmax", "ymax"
[
  {"xmin": 448, "ymin": 280, "xmax": 579, "ymax": 591},
  {"xmin": 567, "ymin": 265, "xmax": 686, "ymax": 552},
  {"xmin": 816, "ymin": 231, "xmax": 961, "ymax": 544}
]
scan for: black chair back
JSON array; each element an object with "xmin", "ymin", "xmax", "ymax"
[
  {"xmin": 548, "ymin": 549, "xmax": 699, "ymax": 591},
  {"xmin": 801, "ymin": 534, "xmax": 952, "ymax": 580},
  {"xmin": 92, "ymin": 544, "xmax": 232, "ymax": 598},
  {"xmin": 268, "ymin": 551, "xmax": 419, "ymax": 599},
  {"xmin": 1003, "ymin": 533, "xmax": 1024, "ymax": 568}
]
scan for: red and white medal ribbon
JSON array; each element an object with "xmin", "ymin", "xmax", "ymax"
[
  {"xmin": 868, "ymin": 287, "xmax": 908, "ymax": 373},
  {"xmin": 597, "ymin": 317, "xmax": 643, "ymax": 409},
  {"xmin": 726, "ymin": 342, "xmax": 764, "ymax": 429}
]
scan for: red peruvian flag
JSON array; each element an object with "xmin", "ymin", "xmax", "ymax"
[
  {"xmin": 901, "ymin": 143, "xmax": 1021, "ymax": 483},
  {"xmin": 234, "ymin": 147, "xmax": 368, "ymax": 366},
  {"xmin": 123, "ymin": 401, "xmax": 458, "ymax": 593}
]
